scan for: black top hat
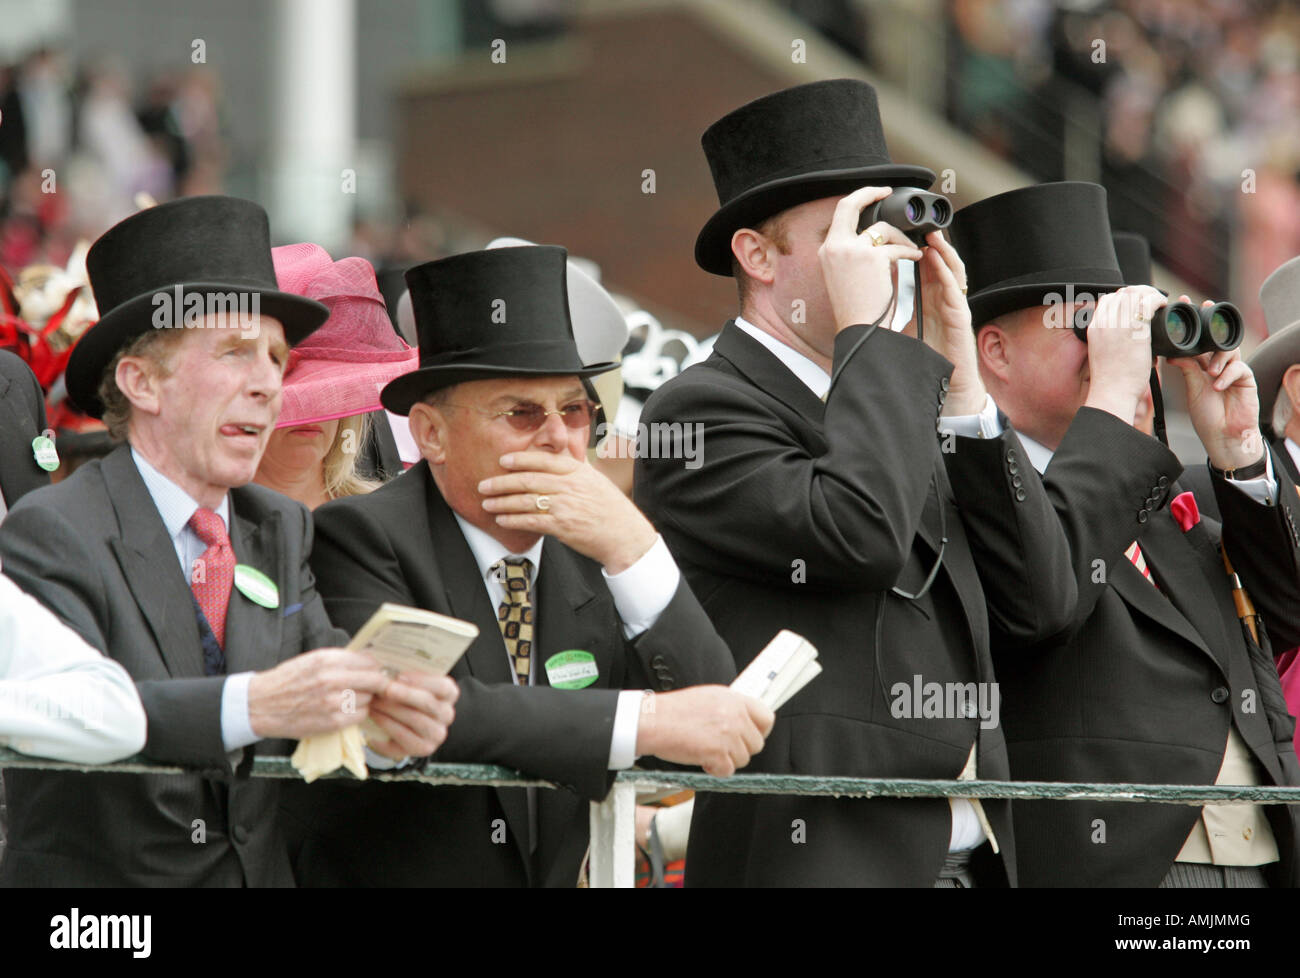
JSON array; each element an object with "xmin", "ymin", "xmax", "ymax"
[
  {"xmin": 949, "ymin": 182, "xmax": 1125, "ymax": 329},
  {"xmin": 695, "ymin": 78, "xmax": 935, "ymax": 276},
  {"xmin": 1112, "ymin": 231, "xmax": 1153, "ymax": 286},
  {"xmin": 66, "ymin": 196, "xmax": 329, "ymax": 418},
  {"xmin": 380, "ymin": 246, "xmax": 619, "ymax": 415}
]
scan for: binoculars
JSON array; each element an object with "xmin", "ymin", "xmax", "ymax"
[
  {"xmin": 857, "ymin": 189, "xmax": 952, "ymax": 244},
  {"xmin": 1072, "ymin": 300, "xmax": 1243, "ymax": 358}
]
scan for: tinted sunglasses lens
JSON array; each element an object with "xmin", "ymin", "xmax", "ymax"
[{"xmin": 560, "ymin": 401, "xmax": 597, "ymax": 428}]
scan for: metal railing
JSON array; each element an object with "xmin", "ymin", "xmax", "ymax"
[{"xmin": 6, "ymin": 748, "xmax": 1300, "ymax": 887}]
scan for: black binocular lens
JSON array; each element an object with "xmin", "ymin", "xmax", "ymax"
[
  {"xmin": 858, "ymin": 189, "xmax": 953, "ymax": 245},
  {"xmin": 1072, "ymin": 299, "xmax": 1243, "ymax": 358}
]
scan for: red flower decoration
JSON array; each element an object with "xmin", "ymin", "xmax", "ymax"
[{"xmin": 1170, "ymin": 491, "xmax": 1200, "ymax": 532}]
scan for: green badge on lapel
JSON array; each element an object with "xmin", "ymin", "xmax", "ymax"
[
  {"xmin": 31, "ymin": 435, "xmax": 59, "ymax": 472},
  {"xmin": 544, "ymin": 650, "xmax": 599, "ymax": 690},
  {"xmin": 234, "ymin": 565, "xmax": 279, "ymax": 608}
]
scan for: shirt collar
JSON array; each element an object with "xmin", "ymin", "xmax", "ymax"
[
  {"xmin": 1014, "ymin": 432, "xmax": 1056, "ymax": 476},
  {"xmin": 734, "ymin": 316, "xmax": 831, "ymax": 400},
  {"xmin": 130, "ymin": 445, "xmax": 230, "ymax": 539},
  {"xmin": 452, "ymin": 511, "xmax": 545, "ymax": 587}
]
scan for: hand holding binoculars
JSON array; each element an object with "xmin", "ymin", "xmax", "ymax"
[{"xmin": 1073, "ymin": 299, "xmax": 1243, "ymax": 358}]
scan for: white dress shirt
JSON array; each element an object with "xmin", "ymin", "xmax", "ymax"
[
  {"xmin": 130, "ymin": 448, "xmax": 258, "ymax": 752},
  {"xmin": 733, "ymin": 316, "xmax": 988, "ymax": 851},
  {"xmin": 0, "ymin": 571, "xmax": 148, "ymax": 763},
  {"xmin": 452, "ymin": 513, "xmax": 681, "ymax": 769}
]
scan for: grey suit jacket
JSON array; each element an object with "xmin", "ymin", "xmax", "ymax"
[{"xmin": 0, "ymin": 443, "xmax": 345, "ymax": 886}]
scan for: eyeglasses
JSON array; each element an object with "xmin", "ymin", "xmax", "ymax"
[{"xmin": 444, "ymin": 399, "xmax": 599, "ymax": 433}]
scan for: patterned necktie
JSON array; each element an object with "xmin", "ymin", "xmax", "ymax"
[
  {"xmin": 1125, "ymin": 540, "xmax": 1157, "ymax": 589},
  {"xmin": 189, "ymin": 507, "xmax": 235, "ymax": 650},
  {"xmin": 491, "ymin": 557, "xmax": 535, "ymax": 686}
]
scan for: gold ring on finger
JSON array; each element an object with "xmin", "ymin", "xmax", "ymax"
[
  {"xmin": 535, "ymin": 494, "xmax": 551, "ymax": 512},
  {"xmin": 868, "ymin": 231, "xmax": 885, "ymax": 247}
]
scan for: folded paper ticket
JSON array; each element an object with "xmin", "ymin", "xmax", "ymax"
[
  {"xmin": 730, "ymin": 629, "xmax": 821, "ymax": 710},
  {"xmin": 291, "ymin": 603, "xmax": 478, "ymax": 782}
]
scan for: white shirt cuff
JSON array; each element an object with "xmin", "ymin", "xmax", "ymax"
[
  {"xmin": 220, "ymin": 671, "xmax": 259, "ymax": 752},
  {"xmin": 938, "ymin": 393, "xmax": 1003, "ymax": 440},
  {"xmin": 602, "ymin": 535, "xmax": 680, "ymax": 640},
  {"xmin": 608, "ymin": 689, "xmax": 644, "ymax": 769},
  {"xmin": 1225, "ymin": 451, "xmax": 1278, "ymax": 505},
  {"xmin": 364, "ymin": 745, "xmax": 412, "ymax": 770}
]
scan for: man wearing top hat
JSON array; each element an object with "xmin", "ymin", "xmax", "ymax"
[
  {"xmin": 0, "ymin": 196, "xmax": 458, "ymax": 887},
  {"xmin": 283, "ymin": 244, "xmax": 770, "ymax": 887},
  {"xmin": 950, "ymin": 180, "xmax": 1300, "ymax": 887},
  {"xmin": 635, "ymin": 79, "xmax": 1077, "ymax": 887}
]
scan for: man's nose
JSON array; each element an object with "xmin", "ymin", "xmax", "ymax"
[{"xmin": 531, "ymin": 410, "xmax": 570, "ymax": 451}]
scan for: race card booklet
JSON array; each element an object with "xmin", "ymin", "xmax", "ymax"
[
  {"xmin": 291, "ymin": 604, "xmax": 478, "ymax": 783},
  {"xmin": 730, "ymin": 629, "xmax": 821, "ymax": 710},
  {"xmin": 348, "ymin": 602, "xmax": 480, "ymax": 676}
]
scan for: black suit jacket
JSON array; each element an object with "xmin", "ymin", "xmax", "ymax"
[
  {"xmin": 0, "ymin": 351, "xmax": 50, "ymax": 507},
  {"xmin": 280, "ymin": 461, "xmax": 735, "ymax": 887},
  {"xmin": 0, "ymin": 444, "xmax": 345, "ymax": 886},
  {"xmin": 634, "ymin": 322, "xmax": 1077, "ymax": 887},
  {"xmin": 995, "ymin": 410, "xmax": 1300, "ymax": 887}
]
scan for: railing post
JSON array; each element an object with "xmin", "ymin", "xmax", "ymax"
[{"xmin": 588, "ymin": 779, "xmax": 638, "ymax": 888}]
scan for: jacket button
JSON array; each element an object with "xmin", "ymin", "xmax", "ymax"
[
  {"xmin": 1145, "ymin": 497, "xmax": 1156, "ymax": 509},
  {"xmin": 1008, "ymin": 462, "xmax": 1019, "ymax": 475},
  {"xmin": 941, "ymin": 377, "xmax": 950, "ymax": 392},
  {"xmin": 1137, "ymin": 510, "xmax": 1148, "ymax": 523},
  {"xmin": 1158, "ymin": 476, "xmax": 1169, "ymax": 488},
  {"xmin": 1014, "ymin": 488, "xmax": 1026, "ymax": 502},
  {"xmin": 1012, "ymin": 475, "xmax": 1023, "ymax": 488},
  {"xmin": 1211, "ymin": 687, "xmax": 1229, "ymax": 704},
  {"xmin": 232, "ymin": 825, "xmax": 249, "ymax": 844},
  {"xmin": 650, "ymin": 655, "xmax": 666, "ymax": 669},
  {"xmin": 1007, "ymin": 449, "xmax": 1018, "ymax": 463}
]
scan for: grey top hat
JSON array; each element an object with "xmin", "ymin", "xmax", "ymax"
[{"xmin": 1249, "ymin": 255, "xmax": 1300, "ymax": 435}]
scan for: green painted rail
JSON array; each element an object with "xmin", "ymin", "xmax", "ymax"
[{"xmin": 5, "ymin": 749, "xmax": 1300, "ymax": 805}]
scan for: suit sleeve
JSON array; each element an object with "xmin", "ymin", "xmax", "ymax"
[
  {"xmin": 941, "ymin": 426, "xmax": 1077, "ymax": 645},
  {"xmin": 0, "ymin": 500, "xmax": 230, "ymax": 768},
  {"xmin": 637, "ymin": 325, "xmax": 954, "ymax": 591},
  {"xmin": 1035, "ymin": 408, "xmax": 1185, "ymax": 637},
  {"xmin": 310, "ymin": 498, "xmax": 621, "ymax": 800},
  {"xmin": 1211, "ymin": 443, "xmax": 1300, "ymax": 652}
]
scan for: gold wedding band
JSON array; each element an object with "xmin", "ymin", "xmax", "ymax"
[
  {"xmin": 535, "ymin": 494, "xmax": 551, "ymax": 512},
  {"xmin": 960, "ymin": 286, "xmax": 968, "ymax": 295},
  {"xmin": 868, "ymin": 231, "xmax": 885, "ymax": 247}
]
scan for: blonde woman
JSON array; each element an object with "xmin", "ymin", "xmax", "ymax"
[{"xmin": 255, "ymin": 243, "xmax": 417, "ymax": 508}]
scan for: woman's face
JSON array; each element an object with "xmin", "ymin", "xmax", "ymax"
[{"xmin": 261, "ymin": 417, "xmax": 341, "ymax": 480}]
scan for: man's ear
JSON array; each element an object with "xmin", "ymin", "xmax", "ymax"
[
  {"xmin": 408, "ymin": 401, "xmax": 448, "ymax": 465},
  {"xmin": 976, "ymin": 320, "xmax": 1012, "ymax": 386},
  {"xmin": 731, "ymin": 228, "xmax": 777, "ymax": 288},
  {"xmin": 1282, "ymin": 364, "xmax": 1300, "ymax": 412},
  {"xmin": 115, "ymin": 355, "xmax": 164, "ymax": 418}
]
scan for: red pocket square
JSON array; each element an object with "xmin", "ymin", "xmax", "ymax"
[{"xmin": 1170, "ymin": 491, "xmax": 1200, "ymax": 532}]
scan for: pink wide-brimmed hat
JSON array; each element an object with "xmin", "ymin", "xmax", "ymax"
[{"xmin": 271, "ymin": 243, "xmax": 419, "ymax": 428}]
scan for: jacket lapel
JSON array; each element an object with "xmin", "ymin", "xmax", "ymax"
[
  {"xmin": 712, "ymin": 321, "xmax": 827, "ymax": 425},
  {"xmin": 424, "ymin": 475, "xmax": 533, "ymax": 874},
  {"xmin": 223, "ymin": 500, "xmax": 284, "ymax": 674},
  {"xmin": 102, "ymin": 445, "xmax": 205, "ymax": 677},
  {"xmin": 1115, "ymin": 513, "xmax": 1230, "ymax": 676},
  {"xmin": 1273, "ymin": 437, "xmax": 1300, "ymax": 487}
]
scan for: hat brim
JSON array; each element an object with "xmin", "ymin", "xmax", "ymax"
[
  {"xmin": 66, "ymin": 282, "xmax": 329, "ymax": 418},
  {"xmin": 1249, "ymin": 321, "xmax": 1300, "ymax": 434},
  {"xmin": 967, "ymin": 280, "xmax": 1125, "ymax": 331},
  {"xmin": 695, "ymin": 163, "xmax": 937, "ymax": 276},
  {"xmin": 380, "ymin": 360, "xmax": 621, "ymax": 416},
  {"xmin": 277, "ymin": 349, "xmax": 421, "ymax": 428}
]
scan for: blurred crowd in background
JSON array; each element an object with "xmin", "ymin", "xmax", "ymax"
[{"xmin": 944, "ymin": 0, "xmax": 1300, "ymax": 333}]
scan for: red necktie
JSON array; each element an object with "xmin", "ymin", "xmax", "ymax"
[{"xmin": 188, "ymin": 507, "xmax": 235, "ymax": 648}]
